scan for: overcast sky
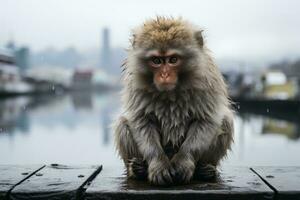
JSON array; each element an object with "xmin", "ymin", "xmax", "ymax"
[{"xmin": 1, "ymin": 0, "xmax": 300, "ymax": 62}]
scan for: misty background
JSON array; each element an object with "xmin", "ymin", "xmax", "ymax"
[
  {"xmin": 1, "ymin": 0, "xmax": 300, "ymax": 167},
  {"xmin": 1, "ymin": 0, "xmax": 300, "ymax": 73}
]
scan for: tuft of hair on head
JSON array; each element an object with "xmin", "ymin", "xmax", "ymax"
[{"xmin": 130, "ymin": 16, "xmax": 205, "ymax": 50}]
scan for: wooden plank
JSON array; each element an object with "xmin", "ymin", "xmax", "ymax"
[
  {"xmin": 85, "ymin": 166, "xmax": 274, "ymax": 200},
  {"xmin": 10, "ymin": 164, "xmax": 102, "ymax": 200},
  {"xmin": 252, "ymin": 167, "xmax": 300, "ymax": 200},
  {"xmin": 0, "ymin": 165, "xmax": 44, "ymax": 200}
]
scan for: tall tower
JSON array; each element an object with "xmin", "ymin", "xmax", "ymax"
[{"xmin": 100, "ymin": 28, "xmax": 111, "ymax": 70}]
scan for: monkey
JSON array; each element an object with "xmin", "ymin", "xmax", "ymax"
[{"xmin": 114, "ymin": 17, "xmax": 234, "ymax": 186}]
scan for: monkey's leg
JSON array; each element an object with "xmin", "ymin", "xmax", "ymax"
[
  {"xmin": 193, "ymin": 134, "xmax": 232, "ymax": 181},
  {"xmin": 114, "ymin": 117, "xmax": 148, "ymax": 180},
  {"xmin": 170, "ymin": 113, "xmax": 233, "ymax": 184},
  {"xmin": 194, "ymin": 115, "xmax": 234, "ymax": 181},
  {"xmin": 169, "ymin": 121, "xmax": 218, "ymax": 183},
  {"xmin": 132, "ymin": 114, "xmax": 173, "ymax": 185}
]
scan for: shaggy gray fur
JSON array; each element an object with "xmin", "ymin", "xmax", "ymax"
[{"xmin": 114, "ymin": 18, "xmax": 234, "ymax": 186}]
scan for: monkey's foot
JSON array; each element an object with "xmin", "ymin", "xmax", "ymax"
[
  {"xmin": 170, "ymin": 157, "xmax": 195, "ymax": 184},
  {"xmin": 194, "ymin": 164, "xmax": 219, "ymax": 181},
  {"xmin": 127, "ymin": 158, "xmax": 148, "ymax": 180},
  {"xmin": 148, "ymin": 159, "xmax": 173, "ymax": 185}
]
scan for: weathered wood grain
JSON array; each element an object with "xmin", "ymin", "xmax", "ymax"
[
  {"xmin": 252, "ymin": 167, "xmax": 300, "ymax": 200},
  {"xmin": 2, "ymin": 165, "xmax": 299, "ymax": 200},
  {"xmin": 0, "ymin": 165, "xmax": 44, "ymax": 200},
  {"xmin": 85, "ymin": 166, "xmax": 274, "ymax": 200},
  {"xmin": 9, "ymin": 164, "xmax": 101, "ymax": 200}
]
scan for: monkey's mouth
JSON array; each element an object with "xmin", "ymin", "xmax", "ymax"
[{"xmin": 156, "ymin": 83, "xmax": 176, "ymax": 91}]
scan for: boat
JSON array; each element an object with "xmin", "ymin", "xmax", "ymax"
[{"xmin": 0, "ymin": 49, "xmax": 33, "ymax": 95}]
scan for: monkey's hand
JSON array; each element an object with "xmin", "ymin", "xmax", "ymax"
[
  {"xmin": 148, "ymin": 157, "xmax": 173, "ymax": 185},
  {"xmin": 170, "ymin": 152, "xmax": 195, "ymax": 184}
]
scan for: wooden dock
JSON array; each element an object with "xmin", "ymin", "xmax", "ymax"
[{"xmin": 0, "ymin": 164, "xmax": 299, "ymax": 200}]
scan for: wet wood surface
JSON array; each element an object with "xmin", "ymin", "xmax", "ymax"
[
  {"xmin": 85, "ymin": 166, "xmax": 274, "ymax": 200},
  {"xmin": 0, "ymin": 165, "xmax": 44, "ymax": 200},
  {"xmin": 252, "ymin": 167, "xmax": 300, "ymax": 200},
  {"xmin": 9, "ymin": 164, "xmax": 101, "ymax": 200},
  {"xmin": 0, "ymin": 165, "xmax": 300, "ymax": 200}
]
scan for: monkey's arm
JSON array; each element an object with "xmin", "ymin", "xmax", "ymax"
[
  {"xmin": 171, "ymin": 115, "xmax": 233, "ymax": 183},
  {"xmin": 176, "ymin": 120, "xmax": 218, "ymax": 161},
  {"xmin": 131, "ymin": 115, "xmax": 173, "ymax": 185}
]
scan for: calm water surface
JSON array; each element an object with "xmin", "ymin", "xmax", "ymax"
[{"xmin": 0, "ymin": 91, "xmax": 300, "ymax": 167}]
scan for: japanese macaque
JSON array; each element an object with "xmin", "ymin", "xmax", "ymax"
[{"xmin": 114, "ymin": 17, "xmax": 234, "ymax": 186}]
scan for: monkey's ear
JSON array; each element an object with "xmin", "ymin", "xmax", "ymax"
[{"xmin": 194, "ymin": 30, "xmax": 204, "ymax": 48}]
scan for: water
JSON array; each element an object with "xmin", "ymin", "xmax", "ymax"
[{"xmin": 0, "ymin": 91, "xmax": 300, "ymax": 167}]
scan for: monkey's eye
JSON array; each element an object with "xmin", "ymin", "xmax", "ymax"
[
  {"xmin": 169, "ymin": 56, "xmax": 178, "ymax": 64},
  {"xmin": 151, "ymin": 57, "xmax": 162, "ymax": 65}
]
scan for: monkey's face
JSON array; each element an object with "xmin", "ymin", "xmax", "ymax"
[
  {"xmin": 144, "ymin": 49, "xmax": 183, "ymax": 91},
  {"xmin": 128, "ymin": 17, "xmax": 205, "ymax": 91}
]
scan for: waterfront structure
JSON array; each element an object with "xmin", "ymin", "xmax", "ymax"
[{"xmin": 0, "ymin": 48, "xmax": 32, "ymax": 94}]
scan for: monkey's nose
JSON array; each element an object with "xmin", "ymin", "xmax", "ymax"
[{"xmin": 160, "ymin": 73, "xmax": 169, "ymax": 79}]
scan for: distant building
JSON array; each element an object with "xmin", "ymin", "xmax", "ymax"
[
  {"xmin": 15, "ymin": 47, "xmax": 30, "ymax": 73},
  {"xmin": 258, "ymin": 71, "xmax": 298, "ymax": 100},
  {"xmin": 100, "ymin": 28, "xmax": 111, "ymax": 71},
  {"xmin": 99, "ymin": 28, "xmax": 126, "ymax": 75},
  {"xmin": 72, "ymin": 69, "xmax": 93, "ymax": 90},
  {"xmin": 6, "ymin": 41, "xmax": 31, "ymax": 74}
]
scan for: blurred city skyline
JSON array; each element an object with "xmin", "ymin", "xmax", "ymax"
[
  {"xmin": 1, "ymin": 0, "xmax": 300, "ymax": 65},
  {"xmin": 1, "ymin": 0, "xmax": 300, "ymax": 170}
]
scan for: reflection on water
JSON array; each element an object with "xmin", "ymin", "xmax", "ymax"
[
  {"xmin": 227, "ymin": 113, "xmax": 300, "ymax": 166},
  {"xmin": 0, "ymin": 92, "xmax": 122, "ymax": 168},
  {"xmin": 0, "ymin": 92, "xmax": 300, "ymax": 167},
  {"xmin": 262, "ymin": 118, "xmax": 298, "ymax": 139}
]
